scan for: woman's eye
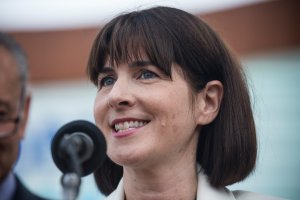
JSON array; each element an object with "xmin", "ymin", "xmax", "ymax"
[
  {"xmin": 139, "ymin": 70, "xmax": 158, "ymax": 79},
  {"xmin": 98, "ymin": 76, "xmax": 115, "ymax": 88}
]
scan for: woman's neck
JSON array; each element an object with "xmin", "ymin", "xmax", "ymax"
[{"xmin": 123, "ymin": 162, "xmax": 198, "ymax": 200}]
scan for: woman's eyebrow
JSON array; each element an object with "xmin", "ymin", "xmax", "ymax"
[
  {"xmin": 128, "ymin": 61, "xmax": 153, "ymax": 68},
  {"xmin": 99, "ymin": 61, "xmax": 153, "ymax": 74}
]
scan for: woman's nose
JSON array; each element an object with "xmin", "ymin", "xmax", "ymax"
[{"xmin": 107, "ymin": 78, "xmax": 135, "ymax": 109}]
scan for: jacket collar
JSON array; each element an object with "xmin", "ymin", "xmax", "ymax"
[
  {"xmin": 196, "ymin": 169, "xmax": 235, "ymax": 200},
  {"xmin": 106, "ymin": 169, "xmax": 236, "ymax": 200},
  {"xmin": 105, "ymin": 178, "xmax": 124, "ymax": 200}
]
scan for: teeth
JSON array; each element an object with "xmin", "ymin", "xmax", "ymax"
[{"xmin": 114, "ymin": 120, "xmax": 147, "ymax": 132}]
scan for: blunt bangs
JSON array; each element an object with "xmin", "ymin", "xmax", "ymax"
[{"xmin": 88, "ymin": 10, "xmax": 178, "ymax": 85}]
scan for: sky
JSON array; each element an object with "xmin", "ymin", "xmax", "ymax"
[{"xmin": 0, "ymin": 0, "xmax": 267, "ymax": 31}]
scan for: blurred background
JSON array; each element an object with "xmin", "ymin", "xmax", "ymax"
[{"xmin": 1, "ymin": 0, "xmax": 299, "ymax": 199}]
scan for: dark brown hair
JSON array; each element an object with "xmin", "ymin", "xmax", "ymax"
[{"xmin": 87, "ymin": 6, "xmax": 256, "ymax": 196}]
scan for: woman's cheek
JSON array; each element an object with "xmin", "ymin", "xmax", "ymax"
[{"xmin": 94, "ymin": 99, "xmax": 107, "ymax": 133}]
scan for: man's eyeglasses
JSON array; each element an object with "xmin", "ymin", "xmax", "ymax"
[
  {"xmin": 0, "ymin": 85, "xmax": 25, "ymax": 139},
  {"xmin": 0, "ymin": 117, "xmax": 21, "ymax": 139}
]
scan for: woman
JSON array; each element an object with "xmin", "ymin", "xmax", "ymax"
[{"xmin": 87, "ymin": 6, "xmax": 283, "ymax": 200}]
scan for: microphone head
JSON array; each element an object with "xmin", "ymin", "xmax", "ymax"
[{"xmin": 51, "ymin": 120, "xmax": 106, "ymax": 176}]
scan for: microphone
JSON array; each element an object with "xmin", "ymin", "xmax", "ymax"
[{"xmin": 51, "ymin": 120, "xmax": 106, "ymax": 177}]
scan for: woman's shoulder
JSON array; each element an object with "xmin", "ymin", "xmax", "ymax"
[{"xmin": 232, "ymin": 190, "xmax": 286, "ymax": 200}]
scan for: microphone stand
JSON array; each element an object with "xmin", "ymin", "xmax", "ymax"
[
  {"xmin": 60, "ymin": 135, "xmax": 83, "ymax": 200},
  {"xmin": 61, "ymin": 172, "xmax": 81, "ymax": 200}
]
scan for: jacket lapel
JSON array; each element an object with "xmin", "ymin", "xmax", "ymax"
[
  {"xmin": 105, "ymin": 170, "xmax": 236, "ymax": 200},
  {"xmin": 105, "ymin": 178, "xmax": 124, "ymax": 200},
  {"xmin": 196, "ymin": 170, "xmax": 236, "ymax": 200}
]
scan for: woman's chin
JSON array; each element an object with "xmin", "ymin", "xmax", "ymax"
[{"xmin": 109, "ymin": 151, "xmax": 147, "ymax": 167}]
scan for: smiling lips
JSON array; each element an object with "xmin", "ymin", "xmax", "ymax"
[{"xmin": 114, "ymin": 120, "xmax": 148, "ymax": 132}]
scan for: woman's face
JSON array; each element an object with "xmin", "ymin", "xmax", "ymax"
[{"xmin": 94, "ymin": 58, "xmax": 200, "ymax": 169}]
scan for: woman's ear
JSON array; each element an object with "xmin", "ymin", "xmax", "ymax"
[{"xmin": 195, "ymin": 80, "xmax": 223, "ymax": 125}]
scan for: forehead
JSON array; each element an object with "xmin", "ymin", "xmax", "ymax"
[{"xmin": 0, "ymin": 46, "xmax": 21, "ymax": 105}]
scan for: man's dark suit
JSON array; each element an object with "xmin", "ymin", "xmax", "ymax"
[{"xmin": 11, "ymin": 176, "xmax": 48, "ymax": 200}]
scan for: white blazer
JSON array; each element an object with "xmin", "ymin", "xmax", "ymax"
[{"xmin": 105, "ymin": 170, "xmax": 285, "ymax": 200}]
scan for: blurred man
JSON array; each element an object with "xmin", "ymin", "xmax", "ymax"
[{"xmin": 0, "ymin": 32, "xmax": 47, "ymax": 200}]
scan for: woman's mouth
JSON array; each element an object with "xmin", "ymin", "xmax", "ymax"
[{"xmin": 113, "ymin": 120, "xmax": 149, "ymax": 132}]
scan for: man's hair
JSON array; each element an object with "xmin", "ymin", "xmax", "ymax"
[{"xmin": 0, "ymin": 32, "xmax": 28, "ymax": 103}]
